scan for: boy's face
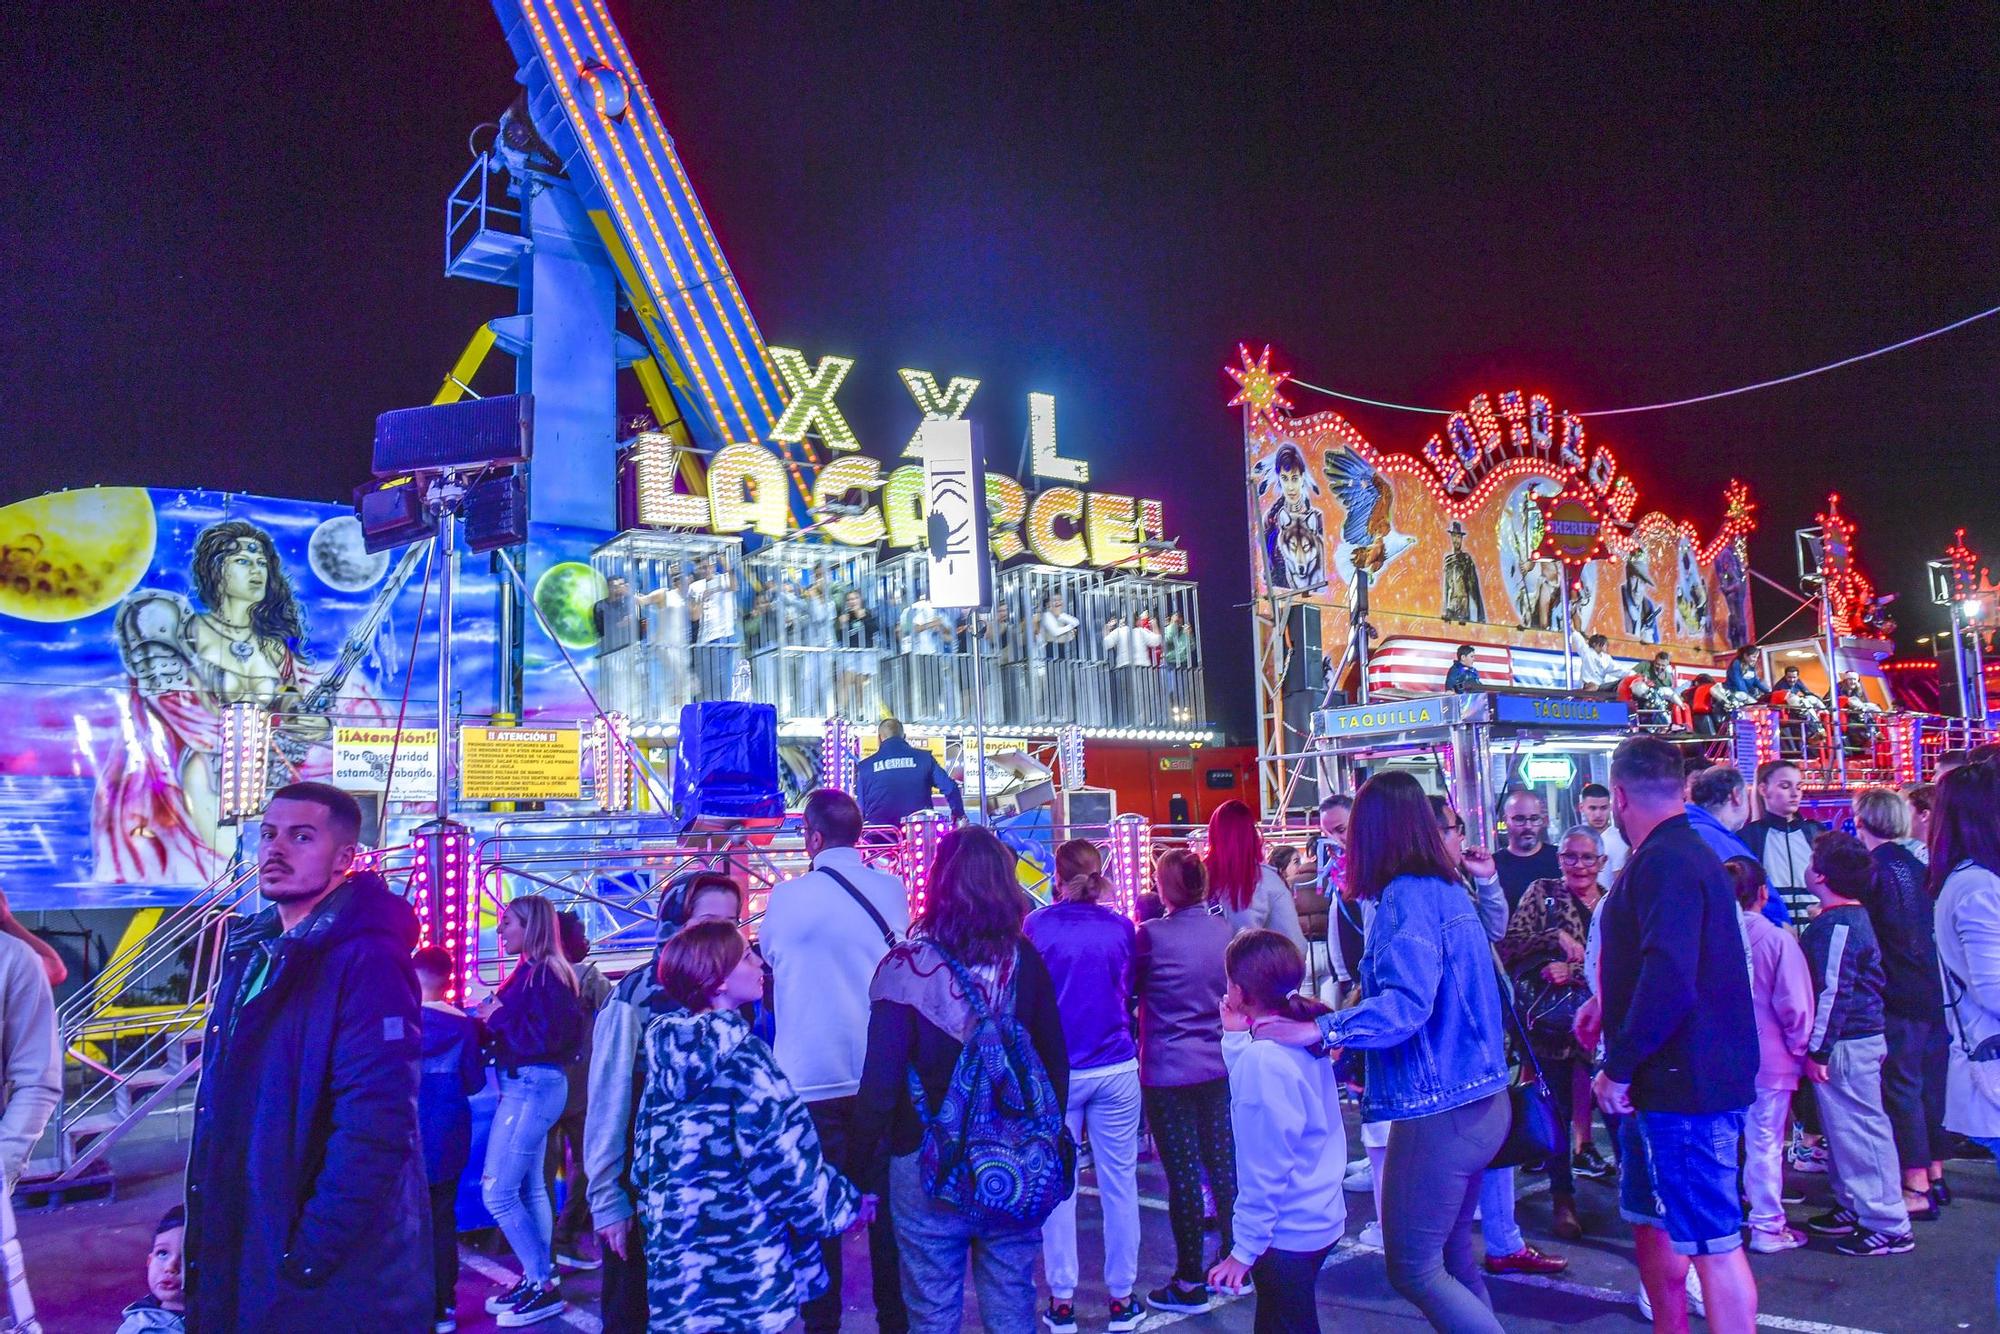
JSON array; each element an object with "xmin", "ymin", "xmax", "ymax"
[{"xmin": 150, "ymin": 1224, "xmax": 185, "ymax": 1311}]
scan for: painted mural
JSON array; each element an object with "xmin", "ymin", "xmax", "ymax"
[
  {"xmin": 1238, "ymin": 378, "xmax": 1758, "ymax": 684},
  {"xmin": 0, "ymin": 487, "xmax": 604, "ymax": 909}
]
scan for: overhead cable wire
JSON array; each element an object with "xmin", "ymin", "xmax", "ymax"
[{"xmin": 1286, "ymin": 302, "xmax": 2000, "ymax": 418}]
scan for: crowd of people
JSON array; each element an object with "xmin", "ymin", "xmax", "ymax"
[
  {"xmin": 29, "ymin": 738, "xmax": 1995, "ymax": 1333},
  {"xmin": 1445, "ymin": 640, "xmax": 1889, "ymax": 750}
]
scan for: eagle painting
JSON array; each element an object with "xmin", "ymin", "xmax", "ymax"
[{"xmin": 1323, "ymin": 448, "xmax": 1415, "ymax": 586}]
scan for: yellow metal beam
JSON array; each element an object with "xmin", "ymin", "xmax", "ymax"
[
  {"xmin": 631, "ymin": 357, "xmax": 706, "ymax": 494},
  {"xmin": 432, "ymin": 325, "xmax": 499, "ymax": 405}
]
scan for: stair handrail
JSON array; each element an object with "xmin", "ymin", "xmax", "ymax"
[{"xmin": 55, "ymin": 864, "xmax": 257, "ymax": 1036}]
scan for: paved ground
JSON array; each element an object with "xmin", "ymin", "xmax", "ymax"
[{"xmin": 23, "ymin": 1115, "xmax": 1999, "ymax": 1332}]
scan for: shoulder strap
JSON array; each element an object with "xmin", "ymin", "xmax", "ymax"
[
  {"xmin": 821, "ymin": 866, "xmax": 899, "ymax": 948},
  {"xmin": 1491, "ymin": 960, "xmax": 1551, "ymax": 1090}
]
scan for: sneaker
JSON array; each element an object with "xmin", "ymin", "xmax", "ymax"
[
  {"xmin": 1483, "ymin": 1245, "xmax": 1569, "ymax": 1276},
  {"xmin": 1357, "ymin": 1221, "xmax": 1384, "ymax": 1248},
  {"xmin": 1107, "ymin": 1296, "xmax": 1144, "ymax": 1333},
  {"xmin": 1043, "ymin": 1299, "xmax": 1078, "ymax": 1334},
  {"xmin": 556, "ymin": 1234, "xmax": 602, "ymax": 1271},
  {"xmin": 1835, "ymin": 1229, "xmax": 1915, "ymax": 1257},
  {"xmin": 1787, "ymin": 1140, "xmax": 1830, "ymax": 1174},
  {"xmin": 1573, "ymin": 1146, "xmax": 1615, "ymax": 1180},
  {"xmin": 433, "ymin": 1313, "xmax": 458, "ymax": 1334},
  {"xmin": 1806, "ymin": 1205, "xmax": 1859, "ymax": 1237},
  {"xmin": 1750, "ymin": 1225, "xmax": 1808, "ymax": 1253},
  {"xmin": 1344, "ymin": 1159, "xmax": 1375, "ymax": 1193},
  {"xmin": 484, "ymin": 1279, "xmax": 532, "ymax": 1314},
  {"xmin": 1147, "ymin": 1280, "xmax": 1211, "ymax": 1314},
  {"xmin": 1635, "ymin": 1267, "xmax": 1705, "ymax": 1320},
  {"xmin": 497, "ymin": 1282, "xmax": 568, "ymax": 1327},
  {"xmin": 1781, "ymin": 1182, "xmax": 1806, "ymax": 1205}
]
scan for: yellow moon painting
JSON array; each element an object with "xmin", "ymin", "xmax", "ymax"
[{"xmin": 0, "ymin": 488, "xmax": 158, "ymax": 622}]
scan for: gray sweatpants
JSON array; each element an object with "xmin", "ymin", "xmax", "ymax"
[{"xmin": 1813, "ymin": 1034, "xmax": 1911, "ymax": 1235}]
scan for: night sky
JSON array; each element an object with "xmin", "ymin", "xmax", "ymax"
[{"xmin": 5, "ymin": 5, "xmax": 1996, "ymax": 741}]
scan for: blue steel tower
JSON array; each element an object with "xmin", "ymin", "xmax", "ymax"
[{"xmin": 444, "ymin": 0, "xmax": 816, "ymax": 703}]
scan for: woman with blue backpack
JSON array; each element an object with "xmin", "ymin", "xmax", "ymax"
[{"xmin": 857, "ymin": 825, "xmax": 1074, "ymax": 1334}]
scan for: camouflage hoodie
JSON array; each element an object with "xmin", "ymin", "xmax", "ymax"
[{"xmin": 634, "ymin": 1008, "xmax": 863, "ymax": 1333}]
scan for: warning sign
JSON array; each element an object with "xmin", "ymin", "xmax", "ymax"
[
  {"xmin": 333, "ymin": 726, "xmax": 438, "ymax": 802},
  {"xmin": 459, "ymin": 726, "xmax": 583, "ymax": 801}
]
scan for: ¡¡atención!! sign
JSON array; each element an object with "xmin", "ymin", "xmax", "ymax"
[
  {"xmin": 459, "ymin": 726, "xmax": 583, "ymax": 801},
  {"xmin": 626, "ymin": 354, "xmax": 1188, "ymax": 575}
]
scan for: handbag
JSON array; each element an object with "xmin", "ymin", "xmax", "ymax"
[
  {"xmin": 1487, "ymin": 964, "xmax": 1566, "ymax": 1171},
  {"xmin": 1942, "ymin": 957, "xmax": 2000, "ymax": 1112}
]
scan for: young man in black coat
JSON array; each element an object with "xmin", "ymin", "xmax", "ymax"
[{"xmin": 185, "ymin": 782, "xmax": 430, "ymax": 1331}]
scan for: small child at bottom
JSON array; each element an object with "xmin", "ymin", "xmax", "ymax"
[
  {"xmin": 1209, "ymin": 929, "xmax": 1347, "ymax": 1334},
  {"xmin": 115, "ymin": 1206, "xmax": 185, "ymax": 1333}
]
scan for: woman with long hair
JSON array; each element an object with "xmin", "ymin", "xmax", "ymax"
[
  {"xmin": 856, "ymin": 826, "xmax": 1070, "ymax": 1333},
  {"xmin": 633, "ymin": 920, "xmax": 869, "ymax": 1332},
  {"xmin": 1205, "ymin": 800, "xmax": 1306, "ymax": 952},
  {"xmin": 1024, "ymin": 840, "xmax": 1143, "ymax": 1333},
  {"xmin": 1261, "ymin": 771, "xmax": 1512, "ymax": 1332},
  {"xmin": 1207, "ymin": 931, "xmax": 1344, "ymax": 1334},
  {"xmin": 1135, "ymin": 848, "xmax": 1238, "ymax": 1314},
  {"xmin": 1926, "ymin": 761, "xmax": 2000, "ymax": 1312},
  {"xmin": 476, "ymin": 893, "xmax": 587, "ymax": 1326}
]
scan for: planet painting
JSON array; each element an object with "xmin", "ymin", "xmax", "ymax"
[
  {"xmin": 0, "ymin": 488, "xmax": 158, "ymax": 622},
  {"xmin": 308, "ymin": 515, "xmax": 390, "ymax": 592},
  {"xmin": 533, "ymin": 561, "xmax": 607, "ymax": 650}
]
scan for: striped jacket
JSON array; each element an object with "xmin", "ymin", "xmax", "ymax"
[{"xmin": 1800, "ymin": 903, "xmax": 1886, "ymax": 1061}]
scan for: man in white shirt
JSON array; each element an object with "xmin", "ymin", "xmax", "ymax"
[
  {"xmin": 1038, "ymin": 595, "xmax": 1081, "ymax": 657},
  {"xmin": 758, "ymin": 790, "xmax": 912, "ymax": 1334},
  {"xmin": 688, "ymin": 558, "xmax": 738, "ymax": 645},
  {"xmin": 1579, "ymin": 782, "xmax": 1629, "ymax": 876},
  {"xmin": 1568, "ymin": 630, "xmax": 1624, "ymax": 692},
  {"xmin": 1103, "ymin": 614, "xmax": 1161, "ymax": 670}
]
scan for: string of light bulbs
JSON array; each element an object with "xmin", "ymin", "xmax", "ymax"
[{"xmin": 1287, "ymin": 301, "xmax": 2000, "ymax": 418}]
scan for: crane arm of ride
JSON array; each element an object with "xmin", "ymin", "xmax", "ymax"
[{"xmin": 489, "ymin": 0, "xmax": 814, "ymax": 520}]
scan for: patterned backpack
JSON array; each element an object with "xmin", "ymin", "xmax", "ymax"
[{"xmin": 908, "ymin": 946, "xmax": 1077, "ymax": 1228}]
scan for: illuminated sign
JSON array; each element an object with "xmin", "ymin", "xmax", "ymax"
[
  {"xmin": 1534, "ymin": 484, "xmax": 1609, "ymax": 571},
  {"xmin": 1490, "ymin": 695, "xmax": 1630, "ymax": 728},
  {"xmin": 1521, "ymin": 754, "xmax": 1577, "ymax": 785},
  {"xmin": 632, "ymin": 353, "xmax": 1186, "ymax": 574},
  {"xmin": 1315, "ymin": 698, "xmax": 1448, "ymax": 737},
  {"xmin": 459, "ymin": 725, "xmax": 583, "ymax": 801}
]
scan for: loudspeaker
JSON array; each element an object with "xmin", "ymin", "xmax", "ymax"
[
  {"xmin": 464, "ymin": 472, "xmax": 529, "ymax": 553},
  {"xmin": 372, "ymin": 394, "xmax": 533, "ymax": 477},
  {"xmin": 1283, "ymin": 604, "xmax": 1324, "ymax": 696},
  {"xmin": 355, "ymin": 476, "xmax": 436, "ymax": 553}
]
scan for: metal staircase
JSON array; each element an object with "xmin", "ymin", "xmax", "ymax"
[{"xmin": 37, "ymin": 866, "xmax": 258, "ymax": 1187}]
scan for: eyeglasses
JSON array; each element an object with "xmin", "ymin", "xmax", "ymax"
[
  {"xmin": 1440, "ymin": 822, "xmax": 1465, "ymax": 835},
  {"xmin": 1558, "ymin": 852, "xmax": 1600, "ymax": 863}
]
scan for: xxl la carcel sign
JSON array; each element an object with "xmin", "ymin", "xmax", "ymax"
[{"xmin": 631, "ymin": 351, "xmax": 1187, "ymax": 574}]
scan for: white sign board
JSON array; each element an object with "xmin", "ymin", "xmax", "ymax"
[
  {"xmin": 919, "ymin": 419, "xmax": 991, "ymax": 609},
  {"xmin": 333, "ymin": 726, "xmax": 439, "ymax": 802}
]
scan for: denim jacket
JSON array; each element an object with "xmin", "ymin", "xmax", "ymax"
[{"xmin": 1314, "ymin": 874, "xmax": 1510, "ymax": 1121}]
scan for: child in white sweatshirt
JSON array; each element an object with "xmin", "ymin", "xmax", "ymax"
[{"xmin": 1210, "ymin": 930, "xmax": 1348, "ymax": 1334}]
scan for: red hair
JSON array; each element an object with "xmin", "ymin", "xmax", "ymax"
[{"xmin": 1204, "ymin": 799, "xmax": 1264, "ymax": 913}]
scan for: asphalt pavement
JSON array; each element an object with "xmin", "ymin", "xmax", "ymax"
[{"xmin": 24, "ymin": 1112, "xmax": 2000, "ymax": 1332}]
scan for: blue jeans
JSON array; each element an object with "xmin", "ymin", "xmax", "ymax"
[
  {"xmin": 1617, "ymin": 1108, "xmax": 1747, "ymax": 1256},
  {"xmin": 889, "ymin": 1152, "xmax": 1040, "ymax": 1333},
  {"xmin": 482, "ymin": 1065, "xmax": 570, "ymax": 1284},
  {"xmin": 1478, "ymin": 1169, "xmax": 1522, "ymax": 1256}
]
